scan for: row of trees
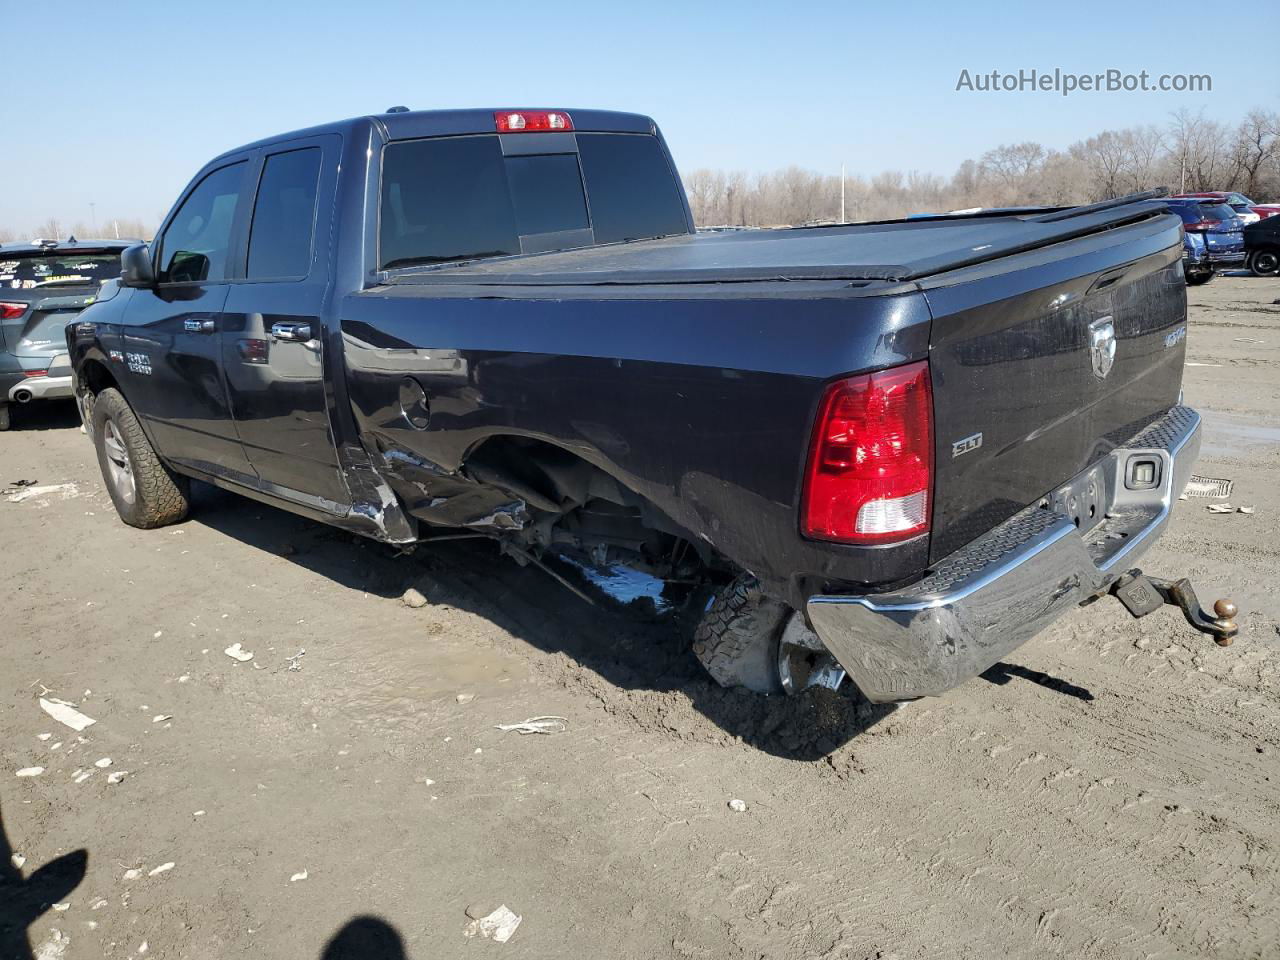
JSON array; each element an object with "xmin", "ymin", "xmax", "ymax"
[
  {"xmin": 685, "ymin": 107, "xmax": 1280, "ymax": 226},
  {"xmin": 0, "ymin": 218, "xmax": 153, "ymax": 245}
]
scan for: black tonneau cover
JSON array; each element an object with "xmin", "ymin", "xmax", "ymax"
[{"xmin": 386, "ymin": 195, "xmax": 1171, "ymax": 286}]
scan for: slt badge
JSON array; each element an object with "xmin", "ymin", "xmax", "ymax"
[{"xmin": 1088, "ymin": 316, "xmax": 1116, "ymax": 380}]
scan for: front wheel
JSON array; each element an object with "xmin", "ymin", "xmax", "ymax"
[
  {"xmin": 1250, "ymin": 248, "xmax": 1280, "ymax": 277},
  {"xmin": 91, "ymin": 387, "xmax": 190, "ymax": 528}
]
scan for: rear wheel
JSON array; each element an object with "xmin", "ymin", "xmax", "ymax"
[
  {"xmin": 1185, "ymin": 270, "xmax": 1214, "ymax": 286},
  {"xmin": 91, "ymin": 388, "xmax": 190, "ymax": 528},
  {"xmin": 1251, "ymin": 248, "xmax": 1280, "ymax": 277},
  {"xmin": 692, "ymin": 575, "xmax": 845, "ymax": 695}
]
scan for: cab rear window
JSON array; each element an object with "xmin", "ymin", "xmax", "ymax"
[
  {"xmin": 0, "ymin": 253, "xmax": 121, "ymax": 290},
  {"xmin": 378, "ymin": 133, "xmax": 688, "ymax": 270}
]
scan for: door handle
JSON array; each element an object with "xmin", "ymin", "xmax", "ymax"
[
  {"xmin": 184, "ymin": 318, "xmax": 216, "ymax": 334},
  {"xmin": 271, "ymin": 321, "xmax": 314, "ymax": 343}
]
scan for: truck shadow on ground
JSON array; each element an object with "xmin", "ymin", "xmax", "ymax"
[
  {"xmin": 0, "ymin": 398, "xmax": 81, "ymax": 433},
  {"xmin": 3, "ymin": 796, "xmax": 407, "ymax": 960},
  {"xmin": 0, "ymin": 801, "xmax": 88, "ymax": 960},
  {"xmin": 189, "ymin": 484, "xmax": 895, "ymax": 761}
]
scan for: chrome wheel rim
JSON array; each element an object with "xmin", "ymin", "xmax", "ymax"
[
  {"xmin": 777, "ymin": 642, "xmax": 846, "ymax": 695},
  {"xmin": 102, "ymin": 419, "xmax": 136, "ymax": 505}
]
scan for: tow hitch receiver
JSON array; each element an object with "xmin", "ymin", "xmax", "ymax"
[{"xmin": 1111, "ymin": 570, "xmax": 1238, "ymax": 646}]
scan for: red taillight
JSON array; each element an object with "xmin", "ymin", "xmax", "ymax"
[
  {"xmin": 494, "ymin": 110, "xmax": 573, "ymax": 133},
  {"xmin": 802, "ymin": 361, "xmax": 933, "ymax": 544},
  {"xmin": 0, "ymin": 301, "xmax": 27, "ymax": 319},
  {"xmin": 1184, "ymin": 220, "xmax": 1213, "ymax": 233},
  {"xmin": 23, "ymin": 369, "xmax": 48, "ymax": 378}
]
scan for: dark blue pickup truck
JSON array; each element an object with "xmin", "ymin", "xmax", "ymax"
[{"xmin": 66, "ymin": 107, "xmax": 1236, "ymax": 703}]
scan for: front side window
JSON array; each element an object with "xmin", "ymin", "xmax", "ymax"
[
  {"xmin": 247, "ymin": 147, "xmax": 322, "ymax": 279},
  {"xmin": 159, "ymin": 161, "xmax": 247, "ymax": 283}
]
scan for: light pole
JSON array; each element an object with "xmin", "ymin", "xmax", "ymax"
[{"xmin": 840, "ymin": 164, "xmax": 846, "ymax": 223}]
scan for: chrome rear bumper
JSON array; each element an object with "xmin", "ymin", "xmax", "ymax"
[{"xmin": 807, "ymin": 405, "xmax": 1201, "ymax": 702}]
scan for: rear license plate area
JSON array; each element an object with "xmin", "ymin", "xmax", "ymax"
[{"xmin": 1048, "ymin": 463, "xmax": 1107, "ymax": 535}]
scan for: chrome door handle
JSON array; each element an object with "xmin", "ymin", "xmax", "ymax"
[
  {"xmin": 271, "ymin": 322, "xmax": 313, "ymax": 342},
  {"xmin": 184, "ymin": 318, "xmax": 216, "ymax": 334}
]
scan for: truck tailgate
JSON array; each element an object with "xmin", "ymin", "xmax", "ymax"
[{"xmin": 923, "ymin": 215, "xmax": 1187, "ymax": 563}]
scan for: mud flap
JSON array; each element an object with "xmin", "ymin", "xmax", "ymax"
[{"xmin": 1111, "ymin": 569, "xmax": 1239, "ymax": 646}]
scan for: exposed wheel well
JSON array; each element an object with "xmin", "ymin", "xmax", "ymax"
[
  {"xmin": 461, "ymin": 434, "xmax": 720, "ymax": 578},
  {"xmin": 79, "ymin": 358, "xmax": 119, "ymax": 397}
]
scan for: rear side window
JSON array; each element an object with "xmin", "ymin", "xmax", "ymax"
[
  {"xmin": 576, "ymin": 133, "xmax": 688, "ymax": 244},
  {"xmin": 247, "ymin": 147, "xmax": 322, "ymax": 279},
  {"xmin": 159, "ymin": 161, "xmax": 247, "ymax": 283},
  {"xmin": 378, "ymin": 132, "xmax": 689, "ymax": 270}
]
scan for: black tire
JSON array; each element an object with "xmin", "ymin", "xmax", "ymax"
[
  {"xmin": 0, "ymin": 403, "xmax": 9, "ymax": 431},
  {"xmin": 692, "ymin": 575, "xmax": 788, "ymax": 694},
  {"xmin": 1185, "ymin": 270, "xmax": 1214, "ymax": 286},
  {"xmin": 91, "ymin": 387, "xmax": 190, "ymax": 528},
  {"xmin": 1251, "ymin": 248, "xmax": 1280, "ymax": 277}
]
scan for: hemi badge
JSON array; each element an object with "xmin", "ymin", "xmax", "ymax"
[{"xmin": 952, "ymin": 432, "xmax": 983, "ymax": 458}]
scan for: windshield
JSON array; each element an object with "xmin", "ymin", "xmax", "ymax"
[
  {"xmin": 0, "ymin": 252, "xmax": 121, "ymax": 290},
  {"xmin": 378, "ymin": 133, "xmax": 689, "ymax": 269}
]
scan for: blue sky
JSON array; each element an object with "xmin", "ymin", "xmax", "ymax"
[{"xmin": 2, "ymin": 0, "xmax": 1274, "ymax": 232}]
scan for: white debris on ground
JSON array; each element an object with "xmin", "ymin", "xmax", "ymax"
[
  {"xmin": 1181, "ymin": 475, "xmax": 1234, "ymax": 499},
  {"xmin": 223, "ymin": 643, "xmax": 254, "ymax": 662},
  {"xmin": 122, "ymin": 869, "xmax": 142, "ymax": 880},
  {"xmin": 494, "ymin": 716, "xmax": 568, "ymax": 735},
  {"xmin": 455, "ymin": 693, "xmax": 475, "ymax": 704},
  {"xmin": 290, "ymin": 870, "xmax": 308, "ymax": 882},
  {"xmin": 16, "ymin": 767, "xmax": 45, "ymax": 777},
  {"xmin": 94, "ymin": 758, "xmax": 113, "ymax": 769},
  {"xmin": 5, "ymin": 482, "xmax": 78, "ymax": 504},
  {"xmin": 728, "ymin": 798, "xmax": 748, "ymax": 813},
  {"xmin": 148, "ymin": 862, "xmax": 175, "ymax": 877},
  {"xmin": 11, "ymin": 853, "xmax": 26, "ymax": 869},
  {"xmin": 32, "ymin": 927, "xmax": 68, "ymax": 960},
  {"xmin": 107, "ymin": 771, "xmax": 129, "ymax": 784},
  {"xmin": 463, "ymin": 905, "xmax": 522, "ymax": 943},
  {"xmin": 401, "ymin": 586, "xmax": 429, "ymax": 608},
  {"xmin": 39, "ymin": 697, "xmax": 96, "ymax": 732},
  {"xmin": 1208, "ymin": 503, "xmax": 1235, "ymax": 514}
]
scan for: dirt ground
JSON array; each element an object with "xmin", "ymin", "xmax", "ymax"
[{"xmin": 2, "ymin": 274, "xmax": 1279, "ymax": 960}]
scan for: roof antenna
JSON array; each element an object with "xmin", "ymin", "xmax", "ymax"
[{"xmin": 385, "ymin": 105, "xmax": 410, "ymax": 113}]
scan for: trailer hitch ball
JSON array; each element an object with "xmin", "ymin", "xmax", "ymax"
[
  {"xmin": 1213, "ymin": 599, "xmax": 1238, "ymax": 646},
  {"xmin": 1111, "ymin": 570, "xmax": 1239, "ymax": 645}
]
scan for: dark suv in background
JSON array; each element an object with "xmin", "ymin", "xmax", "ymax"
[
  {"xmin": 0, "ymin": 238, "xmax": 129, "ymax": 429},
  {"xmin": 1165, "ymin": 198, "xmax": 1245, "ymax": 284}
]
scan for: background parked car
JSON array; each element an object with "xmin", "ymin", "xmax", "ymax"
[
  {"xmin": 1181, "ymin": 229, "xmax": 1215, "ymax": 285},
  {"xmin": 0, "ymin": 238, "xmax": 130, "ymax": 430},
  {"xmin": 1165, "ymin": 198, "xmax": 1246, "ymax": 278},
  {"xmin": 1250, "ymin": 204, "xmax": 1280, "ymax": 220},
  {"xmin": 1172, "ymin": 191, "xmax": 1264, "ymax": 224},
  {"xmin": 1244, "ymin": 216, "xmax": 1280, "ymax": 276}
]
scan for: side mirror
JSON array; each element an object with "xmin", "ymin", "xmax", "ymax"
[{"xmin": 120, "ymin": 243, "xmax": 156, "ymax": 288}]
